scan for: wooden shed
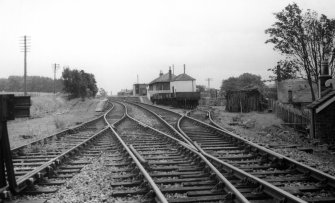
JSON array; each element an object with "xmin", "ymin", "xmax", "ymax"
[
  {"xmin": 307, "ymin": 84, "xmax": 335, "ymax": 143},
  {"xmin": 226, "ymin": 88, "xmax": 266, "ymax": 112}
]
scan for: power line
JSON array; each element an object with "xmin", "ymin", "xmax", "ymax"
[{"xmin": 20, "ymin": 36, "xmax": 31, "ymax": 96}]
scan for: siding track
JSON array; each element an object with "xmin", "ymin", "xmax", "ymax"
[{"xmin": 1, "ymin": 102, "xmax": 168, "ymax": 203}]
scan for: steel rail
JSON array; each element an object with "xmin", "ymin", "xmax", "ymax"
[
  {"xmin": 119, "ymin": 101, "xmax": 249, "ymax": 203},
  {"xmin": 120, "ymin": 102, "xmax": 333, "ymax": 202},
  {"xmin": 136, "ymin": 102, "xmax": 185, "ymax": 117},
  {"xmin": 133, "ymin": 103, "xmax": 219, "ymax": 142},
  {"xmin": 207, "ymin": 110, "xmax": 335, "ymax": 188},
  {"xmin": 1, "ymin": 103, "xmax": 114, "ymax": 196},
  {"xmin": 107, "ymin": 101, "xmax": 126, "ymax": 128},
  {"xmin": 124, "ymin": 101, "xmax": 195, "ymax": 148},
  {"xmin": 126, "ymin": 102, "xmax": 197, "ymax": 147},
  {"xmin": 184, "ymin": 114, "xmax": 287, "ymax": 159},
  {"xmin": 177, "ymin": 114, "xmax": 308, "ymax": 203},
  {"xmin": 192, "ymin": 142, "xmax": 249, "ymax": 203},
  {"xmin": 129, "ymin": 145, "xmax": 148, "ymax": 165},
  {"xmin": 195, "ymin": 141, "xmax": 307, "ymax": 203},
  {"xmin": 14, "ymin": 127, "xmax": 109, "ymax": 193},
  {"xmin": 104, "ymin": 102, "xmax": 168, "ymax": 203}
]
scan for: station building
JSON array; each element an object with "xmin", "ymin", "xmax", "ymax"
[{"xmin": 147, "ymin": 66, "xmax": 196, "ymax": 100}]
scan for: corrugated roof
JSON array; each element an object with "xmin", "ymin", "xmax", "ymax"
[
  {"xmin": 174, "ymin": 73, "xmax": 195, "ymax": 81},
  {"xmin": 149, "ymin": 73, "xmax": 176, "ymax": 84}
]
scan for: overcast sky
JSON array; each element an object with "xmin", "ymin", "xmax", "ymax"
[{"xmin": 1, "ymin": 0, "xmax": 335, "ymax": 94}]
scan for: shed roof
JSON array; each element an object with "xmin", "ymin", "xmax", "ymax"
[
  {"xmin": 174, "ymin": 73, "xmax": 195, "ymax": 81},
  {"xmin": 307, "ymin": 90, "xmax": 335, "ymax": 113}
]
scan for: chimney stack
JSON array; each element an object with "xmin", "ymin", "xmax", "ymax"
[
  {"xmin": 159, "ymin": 70, "xmax": 163, "ymax": 77},
  {"xmin": 319, "ymin": 60, "xmax": 332, "ymax": 98},
  {"xmin": 276, "ymin": 62, "xmax": 281, "ymax": 82},
  {"xmin": 169, "ymin": 66, "xmax": 172, "ymax": 81},
  {"xmin": 288, "ymin": 89, "xmax": 293, "ymax": 103},
  {"xmin": 183, "ymin": 64, "xmax": 186, "ymax": 74}
]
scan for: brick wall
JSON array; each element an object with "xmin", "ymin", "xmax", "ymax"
[{"xmin": 315, "ymin": 103, "xmax": 335, "ymax": 144}]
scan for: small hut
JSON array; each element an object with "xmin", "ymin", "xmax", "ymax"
[
  {"xmin": 306, "ymin": 61, "xmax": 335, "ymax": 143},
  {"xmin": 226, "ymin": 88, "xmax": 266, "ymax": 112}
]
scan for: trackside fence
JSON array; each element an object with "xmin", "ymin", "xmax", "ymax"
[{"xmin": 269, "ymin": 99, "xmax": 310, "ymax": 133}]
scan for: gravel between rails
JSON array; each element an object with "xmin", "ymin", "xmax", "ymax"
[
  {"xmin": 125, "ymin": 103, "xmax": 173, "ymax": 136},
  {"xmin": 15, "ymin": 152, "xmax": 146, "ymax": 203},
  {"xmin": 125, "ymin": 103, "xmax": 161, "ymax": 127}
]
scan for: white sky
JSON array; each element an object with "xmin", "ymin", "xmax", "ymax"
[{"xmin": 1, "ymin": 0, "xmax": 335, "ymax": 94}]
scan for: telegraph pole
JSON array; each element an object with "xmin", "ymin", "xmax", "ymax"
[
  {"xmin": 20, "ymin": 36, "xmax": 31, "ymax": 96},
  {"xmin": 53, "ymin": 63, "xmax": 60, "ymax": 94},
  {"xmin": 205, "ymin": 78, "xmax": 213, "ymax": 89}
]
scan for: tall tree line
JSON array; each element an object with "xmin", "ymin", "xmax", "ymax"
[{"xmin": 0, "ymin": 76, "xmax": 63, "ymax": 92}]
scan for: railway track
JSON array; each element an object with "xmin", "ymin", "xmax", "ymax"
[
  {"xmin": 0, "ymin": 111, "xmax": 108, "ymax": 198},
  {"xmin": 119, "ymin": 101, "xmax": 194, "ymax": 146},
  {"xmin": 20, "ymin": 128, "xmax": 114, "ymax": 196},
  {"xmin": 117, "ymin": 101, "xmax": 308, "ymax": 203},
  {"xmin": 1, "ymin": 102, "xmax": 168, "ymax": 202},
  {"xmin": 112, "ymin": 102, "xmax": 253, "ymax": 203},
  {"xmin": 180, "ymin": 109, "xmax": 335, "ymax": 202},
  {"xmin": 105, "ymin": 101, "xmax": 125, "ymax": 125},
  {"xmin": 126, "ymin": 102, "xmax": 335, "ymax": 202},
  {"xmin": 4, "ymin": 97, "xmax": 335, "ymax": 202}
]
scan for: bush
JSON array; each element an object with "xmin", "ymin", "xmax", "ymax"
[
  {"xmin": 62, "ymin": 68, "xmax": 98, "ymax": 99},
  {"xmin": 53, "ymin": 116, "xmax": 66, "ymax": 130}
]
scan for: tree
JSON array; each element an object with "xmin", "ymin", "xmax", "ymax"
[
  {"xmin": 265, "ymin": 3, "xmax": 335, "ymax": 100},
  {"xmin": 99, "ymin": 88, "xmax": 107, "ymax": 97},
  {"xmin": 220, "ymin": 77, "xmax": 239, "ymax": 92},
  {"xmin": 62, "ymin": 68, "xmax": 98, "ymax": 99},
  {"xmin": 221, "ymin": 73, "xmax": 265, "ymax": 93},
  {"xmin": 0, "ymin": 76, "xmax": 63, "ymax": 93},
  {"xmin": 196, "ymin": 85, "xmax": 206, "ymax": 92},
  {"xmin": 267, "ymin": 59, "xmax": 300, "ymax": 82}
]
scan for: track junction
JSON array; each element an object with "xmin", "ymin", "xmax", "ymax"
[{"xmin": 1, "ymin": 98, "xmax": 335, "ymax": 202}]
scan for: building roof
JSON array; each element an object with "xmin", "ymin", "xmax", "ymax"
[
  {"xmin": 149, "ymin": 73, "xmax": 176, "ymax": 85},
  {"xmin": 174, "ymin": 73, "xmax": 195, "ymax": 81},
  {"xmin": 277, "ymin": 79, "xmax": 317, "ymax": 103},
  {"xmin": 307, "ymin": 90, "xmax": 335, "ymax": 113}
]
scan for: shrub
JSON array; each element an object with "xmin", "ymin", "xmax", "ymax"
[{"xmin": 53, "ymin": 116, "xmax": 66, "ymax": 130}]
